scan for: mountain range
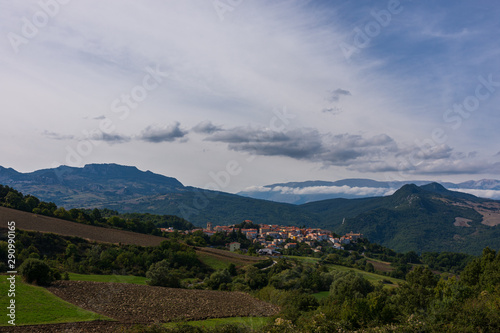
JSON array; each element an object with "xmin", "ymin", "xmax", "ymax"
[
  {"xmin": 238, "ymin": 178, "xmax": 500, "ymax": 204},
  {"xmin": 1, "ymin": 163, "xmax": 499, "ymax": 254}
]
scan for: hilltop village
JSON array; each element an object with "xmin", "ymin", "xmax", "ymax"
[{"xmin": 161, "ymin": 221, "xmax": 363, "ymax": 255}]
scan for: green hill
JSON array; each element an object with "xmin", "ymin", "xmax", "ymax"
[
  {"xmin": 1, "ymin": 164, "xmax": 499, "ymax": 254},
  {"xmin": 302, "ymin": 184, "xmax": 500, "ymax": 254}
]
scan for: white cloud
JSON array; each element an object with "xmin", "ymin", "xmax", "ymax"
[
  {"xmin": 453, "ymin": 188, "xmax": 500, "ymax": 200},
  {"xmin": 0, "ymin": 1, "xmax": 499, "ymax": 191},
  {"xmin": 139, "ymin": 123, "xmax": 187, "ymax": 143},
  {"xmin": 246, "ymin": 184, "xmax": 395, "ymax": 197}
]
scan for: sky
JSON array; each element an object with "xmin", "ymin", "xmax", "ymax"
[{"xmin": 1, "ymin": 0, "xmax": 499, "ymax": 193}]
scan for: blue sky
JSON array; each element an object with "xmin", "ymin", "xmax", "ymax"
[{"xmin": 0, "ymin": 0, "xmax": 499, "ymax": 192}]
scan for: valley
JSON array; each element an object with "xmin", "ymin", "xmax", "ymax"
[{"xmin": 1, "ymin": 164, "xmax": 499, "ymax": 255}]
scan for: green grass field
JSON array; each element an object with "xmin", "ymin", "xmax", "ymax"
[
  {"xmin": 326, "ymin": 264, "xmax": 402, "ymax": 287},
  {"xmin": 164, "ymin": 316, "xmax": 271, "ymax": 329},
  {"xmin": 197, "ymin": 252, "xmax": 234, "ymax": 270},
  {"xmin": 285, "ymin": 255, "xmax": 321, "ymax": 264},
  {"xmin": 312, "ymin": 291, "xmax": 330, "ymax": 301},
  {"xmin": 285, "ymin": 255, "xmax": 402, "ymax": 287},
  {"xmin": 68, "ymin": 273, "xmax": 147, "ymax": 285},
  {"xmin": 0, "ymin": 276, "xmax": 110, "ymax": 326}
]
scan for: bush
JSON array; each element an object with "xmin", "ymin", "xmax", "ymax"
[
  {"xmin": 329, "ymin": 271, "xmax": 374, "ymax": 302},
  {"xmin": 206, "ymin": 269, "xmax": 232, "ymax": 290},
  {"xmin": 19, "ymin": 258, "xmax": 56, "ymax": 285},
  {"xmin": 146, "ymin": 260, "xmax": 181, "ymax": 288}
]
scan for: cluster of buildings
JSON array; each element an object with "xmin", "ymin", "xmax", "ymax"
[{"xmin": 160, "ymin": 220, "xmax": 363, "ymax": 255}]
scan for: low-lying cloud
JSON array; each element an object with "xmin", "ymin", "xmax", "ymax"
[
  {"xmin": 245, "ymin": 184, "xmax": 395, "ymax": 197},
  {"xmin": 453, "ymin": 188, "xmax": 500, "ymax": 200}
]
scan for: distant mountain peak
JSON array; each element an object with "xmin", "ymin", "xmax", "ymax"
[
  {"xmin": 421, "ymin": 181, "xmax": 484, "ymax": 202},
  {"xmin": 84, "ymin": 163, "xmax": 135, "ymax": 169},
  {"xmin": 420, "ymin": 182, "xmax": 448, "ymax": 192},
  {"xmin": 0, "ymin": 163, "xmax": 185, "ymax": 208},
  {"xmin": 394, "ymin": 183, "xmax": 423, "ymax": 195}
]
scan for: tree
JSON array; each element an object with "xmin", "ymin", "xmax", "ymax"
[
  {"xmin": 330, "ymin": 271, "xmax": 374, "ymax": 302},
  {"xmin": 461, "ymin": 247, "xmax": 500, "ymax": 292},
  {"xmin": 65, "ymin": 243, "xmax": 78, "ymax": 258},
  {"xmin": 24, "ymin": 195, "xmax": 40, "ymax": 211},
  {"xmin": 35, "ymin": 201, "xmax": 57, "ymax": 216},
  {"xmin": 54, "ymin": 207, "xmax": 72, "ymax": 220},
  {"xmin": 4, "ymin": 191, "xmax": 23, "ymax": 209},
  {"xmin": 19, "ymin": 259, "xmax": 56, "ymax": 285},
  {"xmin": 146, "ymin": 259, "xmax": 180, "ymax": 288},
  {"xmin": 228, "ymin": 263, "xmax": 237, "ymax": 276},
  {"xmin": 245, "ymin": 266, "xmax": 267, "ymax": 290},
  {"xmin": 280, "ymin": 291, "xmax": 319, "ymax": 323},
  {"xmin": 206, "ymin": 269, "xmax": 232, "ymax": 290},
  {"xmin": 401, "ymin": 251, "xmax": 420, "ymax": 264},
  {"xmin": 406, "ymin": 266, "xmax": 437, "ymax": 288},
  {"xmin": 395, "ymin": 266, "xmax": 437, "ymax": 315},
  {"xmin": 91, "ymin": 208, "xmax": 102, "ymax": 222}
]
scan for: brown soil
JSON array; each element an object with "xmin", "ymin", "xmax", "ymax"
[
  {"xmin": 0, "ymin": 206, "xmax": 167, "ymax": 247},
  {"xmin": 46, "ymin": 280, "xmax": 279, "ymax": 324},
  {"xmin": 448, "ymin": 200, "xmax": 500, "ymax": 227},
  {"xmin": 366, "ymin": 259, "xmax": 395, "ymax": 273},
  {"xmin": 453, "ymin": 217, "xmax": 473, "ymax": 227},
  {"xmin": 196, "ymin": 246, "xmax": 264, "ymax": 265},
  {"xmin": 472, "ymin": 201, "xmax": 500, "ymax": 226}
]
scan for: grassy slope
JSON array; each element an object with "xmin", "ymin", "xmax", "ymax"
[
  {"xmin": 0, "ymin": 276, "xmax": 110, "ymax": 326},
  {"xmin": 312, "ymin": 291, "xmax": 330, "ymax": 301},
  {"xmin": 326, "ymin": 263, "xmax": 402, "ymax": 287},
  {"xmin": 195, "ymin": 247, "xmax": 264, "ymax": 269},
  {"xmin": 287, "ymin": 255, "xmax": 402, "ymax": 287},
  {"xmin": 67, "ymin": 273, "xmax": 147, "ymax": 285},
  {"xmin": 197, "ymin": 252, "xmax": 234, "ymax": 270},
  {"xmin": 163, "ymin": 316, "xmax": 271, "ymax": 329},
  {"xmin": 311, "ymin": 264, "xmax": 402, "ymax": 300}
]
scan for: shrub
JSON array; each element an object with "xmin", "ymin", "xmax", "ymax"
[
  {"xmin": 329, "ymin": 271, "xmax": 374, "ymax": 302},
  {"xmin": 206, "ymin": 269, "xmax": 232, "ymax": 290},
  {"xmin": 19, "ymin": 258, "xmax": 56, "ymax": 285},
  {"xmin": 146, "ymin": 259, "xmax": 181, "ymax": 288}
]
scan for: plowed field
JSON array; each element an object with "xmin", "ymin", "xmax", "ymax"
[
  {"xmin": 0, "ymin": 206, "xmax": 166, "ymax": 247},
  {"xmin": 46, "ymin": 281, "xmax": 279, "ymax": 323}
]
